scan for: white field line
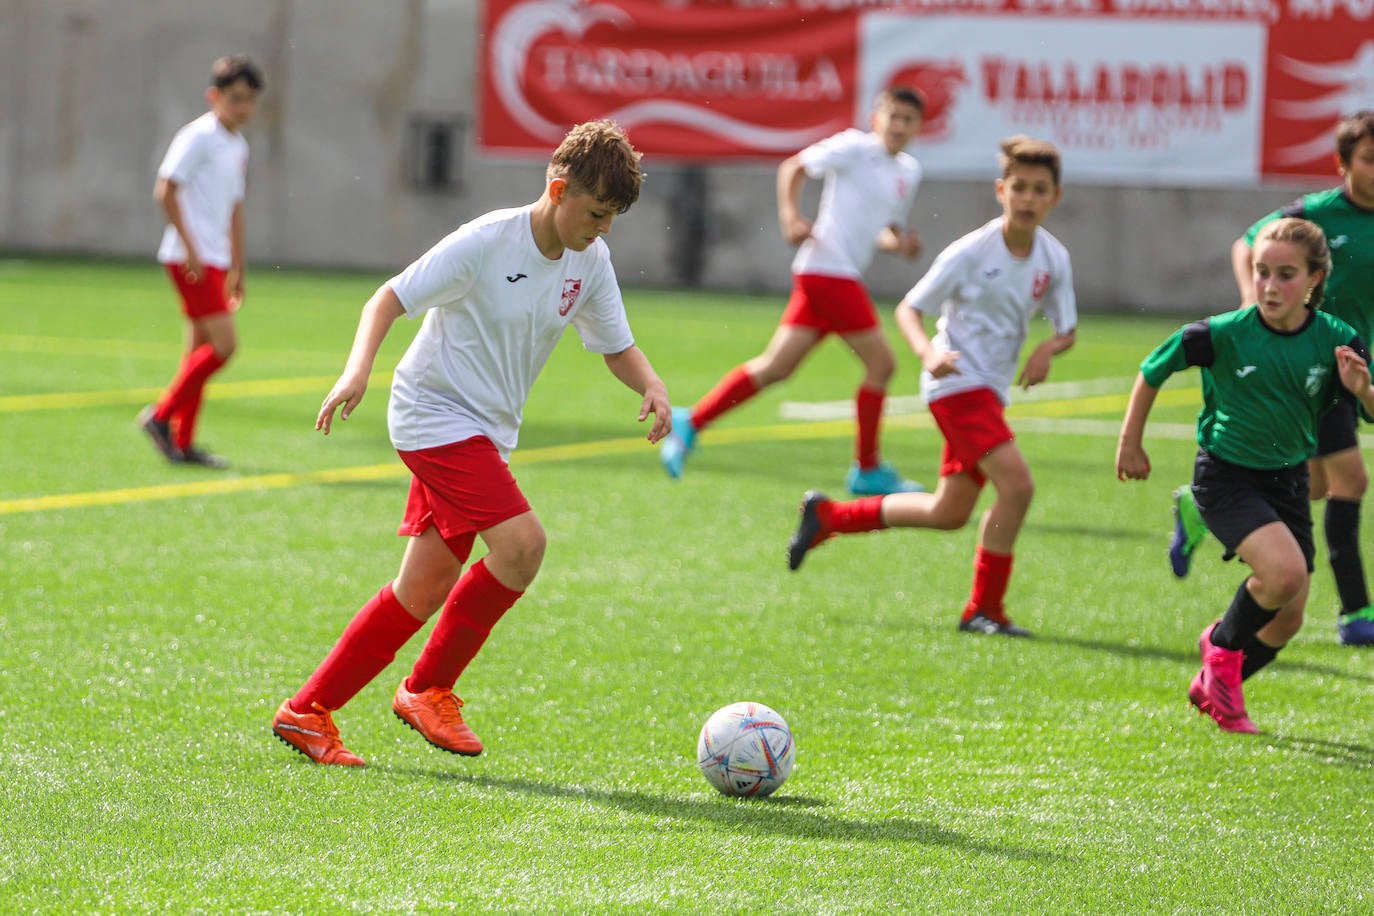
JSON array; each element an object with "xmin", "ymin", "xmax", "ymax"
[{"xmin": 778, "ymin": 377, "xmax": 1135, "ymax": 421}]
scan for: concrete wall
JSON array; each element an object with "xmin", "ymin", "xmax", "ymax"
[{"xmin": 0, "ymin": 0, "xmax": 1323, "ymax": 314}]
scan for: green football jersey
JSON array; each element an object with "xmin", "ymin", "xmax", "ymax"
[
  {"xmin": 1140, "ymin": 305, "xmax": 1361, "ymax": 470},
  {"xmin": 1243, "ymin": 187, "xmax": 1374, "ymax": 342}
]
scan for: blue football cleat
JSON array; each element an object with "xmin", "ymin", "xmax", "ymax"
[
  {"xmin": 846, "ymin": 460, "xmax": 924, "ymax": 496},
  {"xmin": 1169, "ymin": 485, "xmax": 1208, "ymax": 578},
  {"xmin": 1338, "ymin": 606, "xmax": 1374, "ymax": 646},
  {"xmin": 659, "ymin": 406, "xmax": 697, "ymax": 479}
]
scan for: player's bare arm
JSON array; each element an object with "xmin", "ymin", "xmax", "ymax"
[
  {"xmin": 876, "ymin": 225, "xmax": 923, "ymax": 260},
  {"xmin": 1017, "ymin": 328, "xmax": 1076, "ymax": 389},
  {"xmin": 895, "ymin": 301, "xmax": 960, "ymax": 378},
  {"xmin": 1337, "ymin": 346, "xmax": 1374, "ymax": 415},
  {"xmin": 317, "ymin": 286, "xmax": 406, "ymax": 434},
  {"xmin": 1115, "ymin": 373, "xmax": 1159, "ymax": 481},
  {"xmin": 776, "ymin": 155, "xmax": 813, "ymax": 246},
  {"xmin": 228, "ymin": 202, "xmax": 247, "ymax": 308},
  {"xmin": 604, "ymin": 345, "xmax": 672, "ymax": 443},
  {"xmin": 155, "ymin": 176, "xmax": 202, "ymax": 280}
]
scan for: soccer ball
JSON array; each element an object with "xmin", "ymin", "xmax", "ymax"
[{"xmin": 696, "ymin": 701, "xmax": 795, "ymax": 798}]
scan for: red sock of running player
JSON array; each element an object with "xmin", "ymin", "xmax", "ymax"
[
  {"xmin": 407, "ymin": 559, "xmax": 523, "ymax": 692},
  {"xmin": 291, "ymin": 583, "xmax": 425, "ymax": 713},
  {"xmin": 172, "ymin": 386, "xmax": 205, "ymax": 452},
  {"xmin": 818, "ymin": 496, "xmax": 886, "ymax": 534},
  {"xmin": 154, "ymin": 343, "xmax": 225, "ymax": 428},
  {"xmin": 963, "ymin": 547, "xmax": 1013, "ymax": 623},
  {"xmin": 690, "ymin": 366, "xmax": 759, "ymax": 431},
  {"xmin": 855, "ymin": 384, "xmax": 885, "ymax": 469}
]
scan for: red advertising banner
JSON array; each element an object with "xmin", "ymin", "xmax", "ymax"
[
  {"xmin": 479, "ymin": 0, "xmax": 855, "ymax": 158},
  {"xmin": 478, "ymin": 0, "xmax": 1374, "ymax": 185},
  {"xmin": 1261, "ymin": 8, "xmax": 1374, "ymax": 178}
]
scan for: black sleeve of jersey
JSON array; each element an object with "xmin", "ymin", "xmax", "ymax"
[
  {"xmin": 1345, "ymin": 336, "xmax": 1374, "ymax": 421},
  {"xmin": 1279, "ymin": 198, "xmax": 1306, "ymax": 218},
  {"xmin": 1180, "ymin": 320, "xmax": 1214, "ymax": 368},
  {"xmin": 1351, "ymin": 336, "xmax": 1371, "ymax": 364}
]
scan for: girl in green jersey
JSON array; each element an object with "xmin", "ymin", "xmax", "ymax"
[{"xmin": 1117, "ymin": 218, "xmax": 1374, "ymax": 733}]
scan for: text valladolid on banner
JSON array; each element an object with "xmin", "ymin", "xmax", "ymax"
[{"xmin": 479, "ymin": 0, "xmax": 1374, "ymax": 185}]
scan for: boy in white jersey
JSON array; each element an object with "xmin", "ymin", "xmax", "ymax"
[
  {"xmin": 660, "ymin": 87, "xmax": 927, "ymax": 496},
  {"xmin": 138, "ymin": 55, "xmax": 262, "ymax": 469},
  {"xmin": 788, "ymin": 136, "xmax": 1077, "ymax": 638},
  {"xmin": 272, "ymin": 120, "xmax": 671, "ymax": 766}
]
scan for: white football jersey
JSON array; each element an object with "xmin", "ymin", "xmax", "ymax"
[
  {"xmin": 156, "ymin": 112, "xmax": 248, "ymax": 269},
  {"xmin": 386, "ymin": 206, "xmax": 634, "ymax": 456},
  {"xmin": 792, "ymin": 129, "xmax": 921, "ymax": 279},
  {"xmin": 902, "ymin": 218, "xmax": 1076, "ymax": 405}
]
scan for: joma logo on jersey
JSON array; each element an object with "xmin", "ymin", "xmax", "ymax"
[
  {"xmin": 1031, "ymin": 270, "xmax": 1050, "ymax": 301},
  {"xmin": 559, "ymin": 278, "xmax": 583, "ymax": 317}
]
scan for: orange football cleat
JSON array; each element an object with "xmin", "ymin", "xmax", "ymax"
[
  {"xmin": 392, "ymin": 682, "xmax": 484, "ymax": 756},
  {"xmin": 272, "ymin": 699, "xmax": 366, "ymax": 766}
]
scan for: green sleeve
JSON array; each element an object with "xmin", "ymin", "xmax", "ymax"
[{"xmin": 1140, "ymin": 327, "xmax": 1192, "ymax": 388}]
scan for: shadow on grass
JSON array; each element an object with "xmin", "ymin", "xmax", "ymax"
[
  {"xmin": 1263, "ymin": 733, "xmax": 1374, "ymax": 770},
  {"xmin": 1023, "ymin": 521, "xmax": 1162, "ymax": 543},
  {"xmin": 1035, "ymin": 634, "xmax": 1374, "ymax": 685},
  {"xmin": 386, "ymin": 770, "xmax": 1063, "ymax": 863}
]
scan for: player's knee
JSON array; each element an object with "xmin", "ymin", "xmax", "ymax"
[
  {"xmin": 863, "ymin": 351, "xmax": 895, "ymax": 386},
  {"xmin": 500, "ymin": 526, "xmax": 547, "ymax": 585},
  {"xmin": 1259, "ymin": 565, "xmax": 1307, "ymax": 607},
  {"xmin": 398, "ymin": 574, "xmax": 460, "ymax": 618},
  {"xmin": 995, "ymin": 474, "xmax": 1034, "ymax": 511}
]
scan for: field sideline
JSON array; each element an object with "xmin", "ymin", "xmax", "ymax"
[{"xmin": 2, "ymin": 259, "xmax": 1371, "ymax": 914}]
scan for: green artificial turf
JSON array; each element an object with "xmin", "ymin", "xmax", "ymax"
[{"xmin": 1, "ymin": 259, "xmax": 1369, "ymax": 914}]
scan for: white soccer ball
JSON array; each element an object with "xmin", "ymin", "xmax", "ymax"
[{"xmin": 696, "ymin": 701, "xmax": 795, "ymax": 798}]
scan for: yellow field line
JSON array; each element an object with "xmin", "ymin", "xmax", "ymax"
[
  {"xmin": 0, "ymin": 372, "xmax": 393, "ymax": 412},
  {"xmin": 0, "ymin": 333, "xmax": 347, "ymax": 366},
  {"xmin": 0, "ymin": 386, "xmax": 1199, "ymax": 516}
]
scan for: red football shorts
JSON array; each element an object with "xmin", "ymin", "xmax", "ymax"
[
  {"xmin": 165, "ymin": 264, "xmax": 232, "ymax": 319},
  {"xmin": 396, "ymin": 436, "xmax": 532, "ymax": 562},
  {"xmin": 779, "ymin": 274, "xmax": 880, "ymax": 335},
  {"xmin": 927, "ymin": 387, "xmax": 1015, "ymax": 488}
]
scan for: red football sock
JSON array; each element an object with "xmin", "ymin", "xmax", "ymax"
[
  {"xmin": 407, "ymin": 560, "xmax": 523, "ymax": 692},
  {"xmin": 963, "ymin": 547, "xmax": 1014, "ymax": 623},
  {"xmin": 291, "ymin": 583, "xmax": 425, "ymax": 713},
  {"xmin": 818, "ymin": 496, "xmax": 886, "ymax": 534},
  {"xmin": 690, "ymin": 366, "xmax": 759, "ymax": 431},
  {"xmin": 172, "ymin": 386, "xmax": 205, "ymax": 452},
  {"xmin": 855, "ymin": 384, "xmax": 884, "ymax": 469},
  {"xmin": 154, "ymin": 343, "xmax": 225, "ymax": 429}
]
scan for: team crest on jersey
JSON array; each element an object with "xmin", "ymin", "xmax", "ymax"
[
  {"xmin": 1305, "ymin": 365, "xmax": 1329, "ymax": 397},
  {"xmin": 559, "ymin": 278, "xmax": 582, "ymax": 317},
  {"xmin": 1031, "ymin": 270, "xmax": 1051, "ymax": 301}
]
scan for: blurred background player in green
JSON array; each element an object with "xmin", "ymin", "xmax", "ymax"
[
  {"xmin": 660, "ymin": 86, "xmax": 928, "ymax": 496},
  {"xmin": 787, "ymin": 136, "xmax": 1076, "ymax": 638},
  {"xmin": 1119, "ymin": 218, "xmax": 1374, "ymax": 732},
  {"xmin": 1170, "ymin": 111, "xmax": 1374, "ymax": 647},
  {"xmin": 138, "ymin": 55, "xmax": 262, "ymax": 469}
]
